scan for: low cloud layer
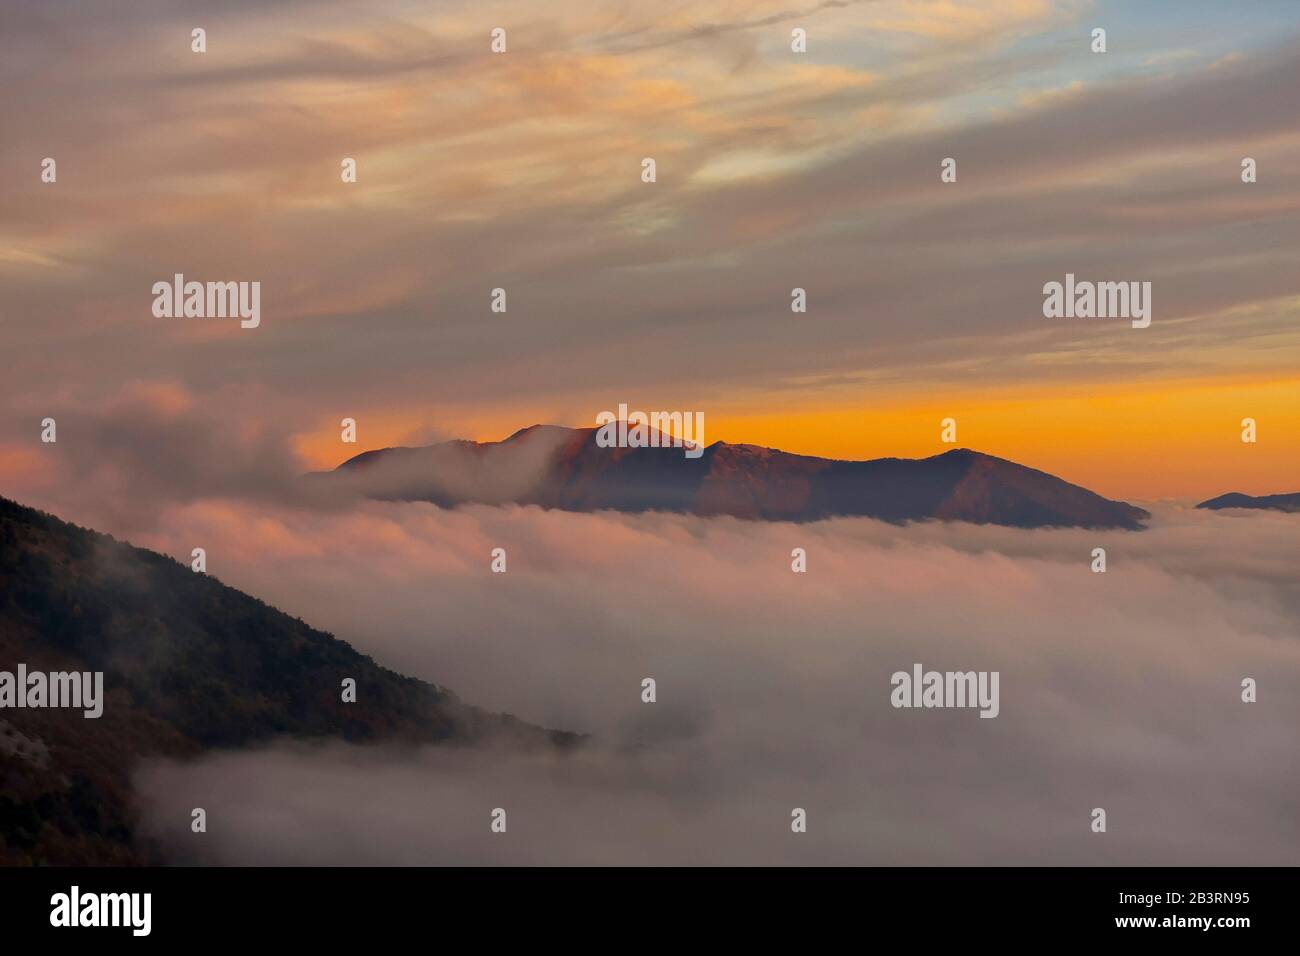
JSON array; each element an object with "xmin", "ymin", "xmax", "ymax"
[
  {"xmin": 129, "ymin": 499, "xmax": 1299, "ymax": 864},
  {"xmin": 2, "ymin": 2, "xmax": 1298, "ymax": 494}
]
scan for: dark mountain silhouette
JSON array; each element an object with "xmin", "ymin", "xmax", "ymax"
[
  {"xmin": 312, "ymin": 424, "xmax": 1150, "ymax": 530},
  {"xmin": 1196, "ymin": 491, "xmax": 1300, "ymax": 513},
  {"xmin": 0, "ymin": 495, "xmax": 576, "ymax": 865}
]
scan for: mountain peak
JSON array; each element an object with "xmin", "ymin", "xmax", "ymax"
[
  {"xmin": 502, "ymin": 423, "xmax": 573, "ymax": 442},
  {"xmin": 1197, "ymin": 490, "xmax": 1300, "ymax": 513},
  {"xmin": 315, "ymin": 427, "xmax": 1149, "ymax": 529}
]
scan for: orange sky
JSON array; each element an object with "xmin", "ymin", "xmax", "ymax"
[{"xmin": 290, "ymin": 372, "xmax": 1298, "ymax": 501}]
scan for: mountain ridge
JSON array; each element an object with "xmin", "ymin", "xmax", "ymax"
[
  {"xmin": 314, "ymin": 424, "xmax": 1151, "ymax": 530},
  {"xmin": 0, "ymin": 494, "xmax": 577, "ymax": 865},
  {"xmin": 1196, "ymin": 491, "xmax": 1300, "ymax": 513}
]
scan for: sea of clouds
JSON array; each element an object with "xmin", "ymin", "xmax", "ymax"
[{"xmin": 116, "ymin": 497, "xmax": 1300, "ymax": 865}]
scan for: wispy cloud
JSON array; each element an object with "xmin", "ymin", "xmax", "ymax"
[{"xmin": 1, "ymin": 0, "xmax": 1296, "ymax": 497}]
